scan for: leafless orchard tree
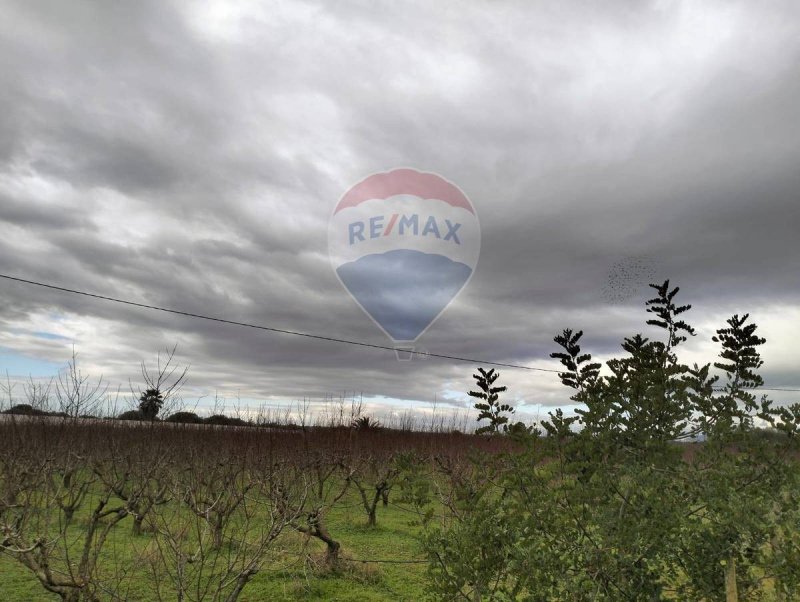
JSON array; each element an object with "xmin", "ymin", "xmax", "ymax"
[
  {"xmin": 181, "ymin": 451, "xmax": 254, "ymax": 551},
  {"xmin": 1, "ymin": 391, "xmax": 506, "ymax": 600},
  {"xmin": 0, "ymin": 421, "xmax": 136, "ymax": 601},
  {"xmin": 1, "ymin": 419, "xmax": 311, "ymax": 601},
  {"xmin": 96, "ymin": 424, "xmax": 172, "ymax": 537},
  {"xmin": 0, "ymin": 374, "xmax": 55, "ymax": 414},
  {"xmin": 0, "ymin": 372, "xmax": 11, "ymax": 412},
  {"xmin": 143, "ymin": 430, "xmax": 305, "ymax": 601},
  {"xmin": 275, "ymin": 430, "xmax": 355, "ymax": 568},
  {"xmin": 55, "ymin": 348, "xmax": 108, "ymax": 418},
  {"xmin": 349, "ymin": 448, "xmax": 400, "ymax": 527},
  {"xmin": 131, "ymin": 344, "xmax": 189, "ymax": 420}
]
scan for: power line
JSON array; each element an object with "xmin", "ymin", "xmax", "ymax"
[
  {"xmin": 0, "ymin": 273, "xmax": 560, "ymax": 373},
  {"xmin": 713, "ymin": 387, "xmax": 800, "ymax": 393},
  {"xmin": 341, "ymin": 556, "xmax": 427, "ymax": 565},
  {"xmin": 2, "ymin": 273, "xmax": 798, "ymax": 393},
  {"xmin": 283, "ymin": 549, "xmax": 427, "ymax": 564}
]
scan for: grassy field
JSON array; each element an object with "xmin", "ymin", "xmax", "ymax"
[
  {"xmin": 0, "ymin": 483, "xmax": 433, "ymax": 601},
  {"xmin": 0, "ymin": 414, "xmax": 512, "ymax": 602},
  {"xmin": 4, "ymin": 416, "xmax": 797, "ymax": 600}
]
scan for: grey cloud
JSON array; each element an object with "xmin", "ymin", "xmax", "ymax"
[
  {"xmin": 0, "ymin": 194, "xmax": 86, "ymax": 230},
  {"xmin": 0, "ymin": 0, "xmax": 798, "ymax": 411}
]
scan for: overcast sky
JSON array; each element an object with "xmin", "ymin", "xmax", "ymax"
[{"xmin": 0, "ymin": 0, "xmax": 798, "ymax": 420}]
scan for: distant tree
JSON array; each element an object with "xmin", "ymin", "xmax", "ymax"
[
  {"xmin": 204, "ymin": 414, "xmax": 249, "ymax": 427},
  {"xmin": 469, "ymin": 368, "xmax": 512, "ymax": 435},
  {"xmin": 352, "ymin": 415, "xmax": 381, "ymax": 430},
  {"xmin": 118, "ymin": 409, "xmax": 144, "ymax": 421},
  {"xmin": 131, "ymin": 345, "xmax": 189, "ymax": 422},
  {"xmin": 138, "ymin": 388, "xmax": 163, "ymax": 421},
  {"xmin": 165, "ymin": 411, "xmax": 202, "ymax": 424},
  {"xmin": 2, "ymin": 403, "xmax": 47, "ymax": 416},
  {"xmin": 505, "ymin": 420, "xmax": 535, "ymax": 440},
  {"xmin": 55, "ymin": 348, "xmax": 107, "ymax": 418}
]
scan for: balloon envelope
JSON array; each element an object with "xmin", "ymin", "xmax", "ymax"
[{"xmin": 328, "ymin": 169, "xmax": 480, "ymax": 342}]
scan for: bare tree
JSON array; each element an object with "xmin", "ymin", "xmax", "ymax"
[
  {"xmin": 144, "ymin": 435, "xmax": 303, "ymax": 601},
  {"xmin": 276, "ymin": 433, "xmax": 354, "ymax": 568},
  {"xmin": 55, "ymin": 348, "xmax": 107, "ymax": 418},
  {"xmin": 349, "ymin": 450, "xmax": 400, "ymax": 527},
  {"xmin": 99, "ymin": 427, "xmax": 171, "ymax": 536},
  {"xmin": 24, "ymin": 376, "xmax": 54, "ymax": 414},
  {"xmin": 181, "ymin": 452, "xmax": 253, "ymax": 551},
  {"xmin": 132, "ymin": 345, "xmax": 189, "ymax": 420},
  {"xmin": 0, "ymin": 421, "xmax": 135, "ymax": 601}
]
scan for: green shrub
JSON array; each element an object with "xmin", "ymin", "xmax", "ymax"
[
  {"xmin": 165, "ymin": 411, "xmax": 202, "ymax": 424},
  {"xmin": 117, "ymin": 409, "xmax": 144, "ymax": 421}
]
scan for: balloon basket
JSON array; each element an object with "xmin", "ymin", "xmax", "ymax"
[{"xmin": 394, "ymin": 344, "xmax": 415, "ymax": 361}]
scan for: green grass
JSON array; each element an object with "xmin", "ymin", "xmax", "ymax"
[{"xmin": 0, "ymin": 487, "xmax": 433, "ymax": 601}]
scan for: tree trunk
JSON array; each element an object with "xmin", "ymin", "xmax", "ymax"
[
  {"xmin": 772, "ymin": 534, "xmax": 785, "ymax": 602},
  {"xmin": 367, "ymin": 486, "xmax": 383, "ymax": 527},
  {"xmin": 724, "ymin": 555, "xmax": 738, "ymax": 602},
  {"xmin": 313, "ymin": 522, "xmax": 341, "ymax": 567},
  {"xmin": 132, "ymin": 514, "xmax": 144, "ymax": 536},
  {"xmin": 472, "ymin": 583, "xmax": 482, "ymax": 602},
  {"xmin": 324, "ymin": 538, "xmax": 340, "ymax": 566},
  {"xmin": 381, "ymin": 488, "xmax": 389, "ymax": 507},
  {"xmin": 225, "ymin": 566, "xmax": 258, "ymax": 602},
  {"xmin": 213, "ymin": 516, "xmax": 224, "ymax": 550},
  {"xmin": 355, "ymin": 480, "xmax": 381, "ymax": 527}
]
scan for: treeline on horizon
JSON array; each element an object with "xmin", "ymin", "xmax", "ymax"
[
  {"xmin": 1, "ymin": 400, "xmax": 792, "ymax": 443},
  {"xmin": 0, "ymin": 396, "xmax": 480, "ymax": 434},
  {"xmin": 0, "ymin": 343, "xmax": 479, "ymax": 433}
]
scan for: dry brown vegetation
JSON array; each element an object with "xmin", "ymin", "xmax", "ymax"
[{"xmin": 0, "ymin": 414, "xmax": 511, "ymax": 601}]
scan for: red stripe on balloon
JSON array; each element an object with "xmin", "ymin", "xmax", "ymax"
[
  {"xmin": 384, "ymin": 213, "xmax": 399, "ymax": 236},
  {"xmin": 335, "ymin": 168, "xmax": 474, "ymax": 214}
]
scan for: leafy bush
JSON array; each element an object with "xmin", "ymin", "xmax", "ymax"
[
  {"xmin": 117, "ymin": 409, "xmax": 145, "ymax": 421},
  {"xmin": 204, "ymin": 414, "xmax": 249, "ymax": 427},
  {"xmin": 2, "ymin": 403, "xmax": 48, "ymax": 416},
  {"xmin": 165, "ymin": 411, "xmax": 202, "ymax": 424},
  {"xmin": 1, "ymin": 404, "xmax": 68, "ymax": 418},
  {"xmin": 470, "ymin": 368, "xmax": 512, "ymax": 434},
  {"xmin": 424, "ymin": 280, "xmax": 800, "ymax": 600}
]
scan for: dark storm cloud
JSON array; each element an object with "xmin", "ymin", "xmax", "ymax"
[
  {"xmin": 0, "ymin": 0, "xmax": 799, "ymax": 411},
  {"xmin": 0, "ymin": 194, "xmax": 86, "ymax": 230}
]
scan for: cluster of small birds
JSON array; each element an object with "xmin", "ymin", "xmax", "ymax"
[{"xmin": 601, "ymin": 256, "xmax": 659, "ymax": 305}]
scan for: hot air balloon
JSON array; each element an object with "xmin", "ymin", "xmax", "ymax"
[{"xmin": 328, "ymin": 168, "xmax": 480, "ymax": 356}]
